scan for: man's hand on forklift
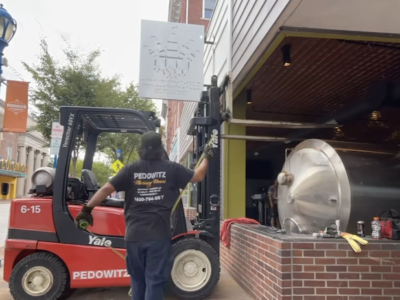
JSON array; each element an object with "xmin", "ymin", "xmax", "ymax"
[
  {"xmin": 75, "ymin": 205, "xmax": 94, "ymax": 227},
  {"xmin": 190, "ymin": 145, "xmax": 215, "ymax": 183},
  {"xmin": 203, "ymin": 145, "xmax": 215, "ymax": 161},
  {"xmin": 74, "ymin": 183, "xmax": 116, "ymax": 228}
]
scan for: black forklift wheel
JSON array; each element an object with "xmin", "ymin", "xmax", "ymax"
[
  {"xmin": 9, "ymin": 252, "xmax": 70, "ymax": 300},
  {"xmin": 168, "ymin": 238, "xmax": 220, "ymax": 300}
]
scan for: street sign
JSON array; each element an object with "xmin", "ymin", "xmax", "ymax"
[
  {"xmin": 138, "ymin": 20, "xmax": 204, "ymax": 102},
  {"xmin": 50, "ymin": 139, "xmax": 62, "ymax": 147},
  {"xmin": 50, "ymin": 122, "xmax": 64, "ymax": 156},
  {"xmin": 51, "ymin": 122, "xmax": 64, "ymax": 139},
  {"xmin": 110, "ymin": 160, "xmax": 124, "ymax": 174},
  {"xmin": 116, "ymin": 149, "xmax": 122, "ymax": 160}
]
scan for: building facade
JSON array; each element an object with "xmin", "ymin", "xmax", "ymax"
[
  {"xmin": 0, "ymin": 99, "xmax": 49, "ymax": 200},
  {"xmin": 163, "ymin": 0, "xmax": 216, "ymax": 160},
  {"xmin": 16, "ymin": 116, "xmax": 50, "ymax": 198},
  {"xmin": 174, "ymin": 1, "xmax": 400, "ymax": 299},
  {"xmin": 163, "ymin": 0, "xmax": 217, "ymax": 209}
]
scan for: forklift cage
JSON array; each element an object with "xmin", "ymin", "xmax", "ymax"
[{"xmin": 53, "ymin": 107, "xmax": 187, "ymax": 249}]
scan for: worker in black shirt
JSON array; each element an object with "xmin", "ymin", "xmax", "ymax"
[{"xmin": 75, "ymin": 131, "xmax": 215, "ymax": 300}]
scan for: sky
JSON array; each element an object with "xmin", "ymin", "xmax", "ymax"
[{"xmin": 1, "ymin": 0, "xmax": 169, "ymax": 115}]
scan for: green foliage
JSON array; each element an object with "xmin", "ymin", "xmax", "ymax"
[
  {"xmin": 70, "ymin": 159, "xmax": 113, "ymax": 186},
  {"xmin": 22, "ymin": 38, "xmax": 121, "ymax": 142},
  {"xmin": 96, "ymin": 83, "xmax": 159, "ymax": 164},
  {"xmin": 48, "ymin": 157, "xmax": 54, "ymax": 167},
  {"xmin": 23, "ymin": 36, "xmax": 159, "ymax": 175}
]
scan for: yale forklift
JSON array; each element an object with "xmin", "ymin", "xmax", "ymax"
[{"xmin": 3, "ymin": 76, "xmax": 222, "ymax": 300}]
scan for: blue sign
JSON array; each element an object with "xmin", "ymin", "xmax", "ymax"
[{"xmin": 116, "ymin": 149, "xmax": 122, "ymax": 159}]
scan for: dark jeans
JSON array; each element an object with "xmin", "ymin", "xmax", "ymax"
[{"xmin": 126, "ymin": 238, "xmax": 173, "ymax": 300}]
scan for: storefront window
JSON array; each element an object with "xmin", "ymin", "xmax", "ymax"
[
  {"xmin": 7, "ymin": 145, "xmax": 12, "ymax": 160},
  {"xmin": 203, "ymin": 0, "xmax": 216, "ymax": 19}
]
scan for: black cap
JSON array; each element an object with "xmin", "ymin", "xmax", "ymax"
[{"xmin": 140, "ymin": 131, "xmax": 162, "ymax": 154}]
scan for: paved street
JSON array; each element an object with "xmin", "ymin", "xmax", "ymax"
[{"xmin": 0, "ymin": 264, "xmax": 250, "ymax": 300}]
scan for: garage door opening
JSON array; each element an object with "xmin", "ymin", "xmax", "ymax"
[{"xmin": 236, "ymin": 36, "xmax": 400, "ymax": 231}]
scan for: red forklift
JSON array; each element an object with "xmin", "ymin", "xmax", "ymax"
[{"xmin": 3, "ymin": 76, "xmax": 223, "ymax": 300}]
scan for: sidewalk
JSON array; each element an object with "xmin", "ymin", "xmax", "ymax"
[
  {"xmin": 0, "ymin": 201, "xmax": 11, "ymax": 248},
  {"xmin": 0, "ymin": 201, "xmax": 10, "ymax": 271},
  {"xmin": 0, "ymin": 267, "xmax": 251, "ymax": 300}
]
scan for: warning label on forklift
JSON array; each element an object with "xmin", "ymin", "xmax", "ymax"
[{"xmin": 72, "ymin": 269, "xmax": 130, "ymax": 280}]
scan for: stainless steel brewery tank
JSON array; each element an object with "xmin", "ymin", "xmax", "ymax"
[{"xmin": 277, "ymin": 139, "xmax": 400, "ymax": 236}]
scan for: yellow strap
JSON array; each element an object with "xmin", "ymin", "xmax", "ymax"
[
  {"xmin": 86, "ymin": 228, "xmax": 126, "ymax": 259},
  {"xmin": 350, "ymin": 234, "xmax": 368, "ymax": 245},
  {"xmin": 342, "ymin": 235, "xmax": 362, "ymax": 253}
]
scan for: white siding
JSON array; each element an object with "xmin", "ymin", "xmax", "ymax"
[
  {"xmin": 179, "ymin": 0, "xmax": 232, "ymax": 162},
  {"xmin": 285, "ymin": 0, "xmax": 400, "ymax": 35},
  {"xmin": 231, "ymin": 0, "xmax": 292, "ymax": 85}
]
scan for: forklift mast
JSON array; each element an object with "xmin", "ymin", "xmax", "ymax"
[{"xmin": 188, "ymin": 75, "xmax": 222, "ymax": 257}]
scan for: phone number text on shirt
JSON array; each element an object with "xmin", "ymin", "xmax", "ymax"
[{"xmin": 134, "ymin": 195, "xmax": 165, "ymax": 202}]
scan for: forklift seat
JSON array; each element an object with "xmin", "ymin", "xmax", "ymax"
[
  {"xmin": 67, "ymin": 177, "xmax": 88, "ymax": 201},
  {"xmin": 81, "ymin": 169, "xmax": 124, "ymax": 208},
  {"xmin": 82, "ymin": 169, "xmax": 100, "ymax": 199}
]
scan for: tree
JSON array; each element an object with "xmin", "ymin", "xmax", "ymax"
[
  {"xmin": 24, "ymin": 37, "xmax": 160, "ymax": 174},
  {"xmin": 97, "ymin": 83, "xmax": 159, "ymax": 165},
  {"xmin": 22, "ymin": 37, "xmax": 122, "ymax": 176},
  {"xmin": 70, "ymin": 159, "xmax": 113, "ymax": 186},
  {"xmin": 48, "ymin": 157, "xmax": 54, "ymax": 167}
]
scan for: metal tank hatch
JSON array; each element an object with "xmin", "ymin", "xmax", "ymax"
[{"xmin": 277, "ymin": 139, "xmax": 400, "ymax": 236}]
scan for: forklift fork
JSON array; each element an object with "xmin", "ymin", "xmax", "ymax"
[{"xmin": 188, "ymin": 75, "xmax": 222, "ymax": 256}]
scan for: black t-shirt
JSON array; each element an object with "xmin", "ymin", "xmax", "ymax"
[{"xmin": 109, "ymin": 159, "xmax": 194, "ymax": 241}]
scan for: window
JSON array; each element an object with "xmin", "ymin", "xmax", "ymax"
[
  {"xmin": 7, "ymin": 145, "xmax": 12, "ymax": 161},
  {"xmin": 204, "ymin": 0, "xmax": 216, "ymax": 19}
]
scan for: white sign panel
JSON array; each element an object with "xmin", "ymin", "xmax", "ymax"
[
  {"xmin": 50, "ymin": 145, "xmax": 60, "ymax": 156},
  {"xmin": 50, "ymin": 139, "xmax": 62, "ymax": 148},
  {"xmin": 138, "ymin": 20, "xmax": 205, "ymax": 102},
  {"xmin": 50, "ymin": 122, "xmax": 64, "ymax": 156},
  {"xmin": 51, "ymin": 122, "xmax": 64, "ymax": 139}
]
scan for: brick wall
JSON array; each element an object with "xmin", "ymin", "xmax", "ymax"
[
  {"xmin": 180, "ymin": 0, "xmax": 210, "ymax": 29},
  {"xmin": 166, "ymin": 100, "xmax": 184, "ymax": 153},
  {"xmin": 165, "ymin": 0, "xmax": 211, "ymax": 154},
  {"xmin": 221, "ymin": 224, "xmax": 400, "ymax": 300}
]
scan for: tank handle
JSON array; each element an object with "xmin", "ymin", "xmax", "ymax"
[{"xmin": 284, "ymin": 148, "xmax": 293, "ymax": 173}]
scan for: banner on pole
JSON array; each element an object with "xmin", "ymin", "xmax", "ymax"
[
  {"xmin": 3, "ymin": 80, "xmax": 29, "ymax": 133},
  {"xmin": 138, "ymin": 19, "xmax": 204, "ymax": 102}
]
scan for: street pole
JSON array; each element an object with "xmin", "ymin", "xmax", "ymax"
[{"xmin": 0, "ymin": 4, "xmax": 17, "ymax": 92}]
